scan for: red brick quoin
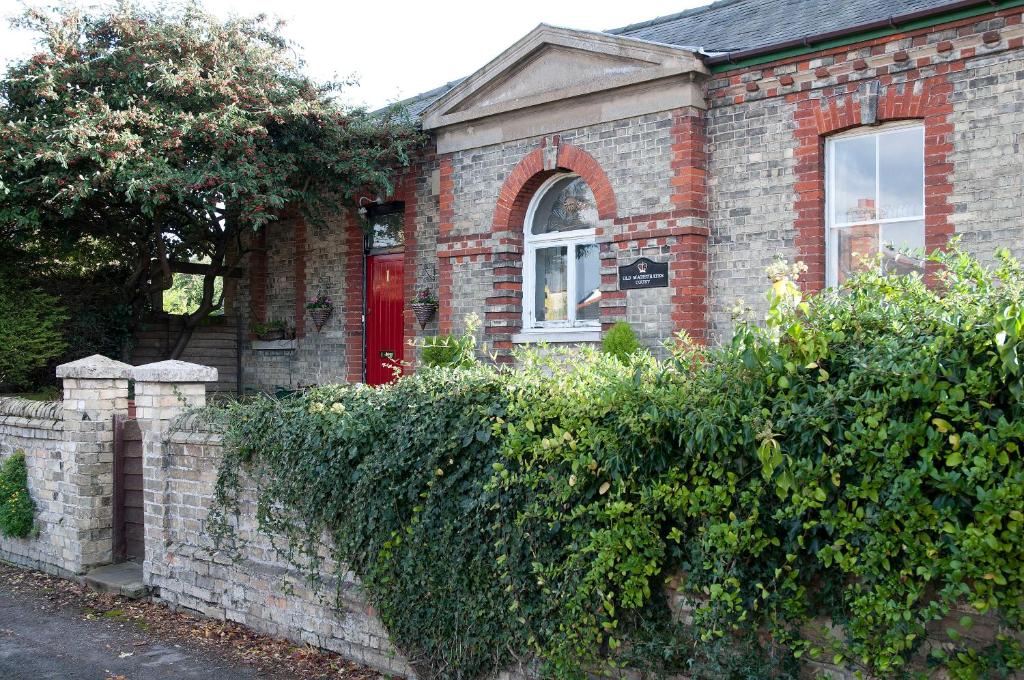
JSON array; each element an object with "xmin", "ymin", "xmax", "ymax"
[
  {"xmin": 485, "ymin": 139, "xmax": 617, "ymax": 362},
  {"xmin": 793, "ymin": 76, "xmax": 956, "ymax": 293}
]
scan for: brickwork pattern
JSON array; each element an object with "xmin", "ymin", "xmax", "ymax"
[
  {"xmin": 948, "ymin": 48, "xmax": 1024, "ymax": 263},
  {"xmin": 704, "ymin": 6, "xmax": 1024, "ymax": 339},
  {"xmin": 0, "ymin": 398, "xmax": 67, "ymax": 575},
  {"xmin": 228, "ymin": 7, "xmax": 1023, "ymax": 383},
  {"xmin": 150, "ymin": 425, "xmax": 414, "ymax": 677}
]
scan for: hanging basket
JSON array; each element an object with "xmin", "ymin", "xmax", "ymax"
[
  {"xmin": 411, "ymin": 302, "xmax": 437, "ymax": 329},
  {"xmin": 309, "ymin": 305, "xmax": 333, "ymax": 331}
]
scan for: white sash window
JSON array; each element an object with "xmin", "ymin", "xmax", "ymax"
[{"xmin": 826, "ymin": 123, "xmax": 926, "ymax": 287}]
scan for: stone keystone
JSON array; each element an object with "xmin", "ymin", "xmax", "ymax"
[
  {"xmin": 56, "ymin": 354, "xmax": 134, "ymax": 379},
  {"xmin": 132, "ymin": 360, "xmax": 218, "ymax": 383}
]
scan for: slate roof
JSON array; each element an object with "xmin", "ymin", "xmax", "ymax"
[
  {"xmin": 607, "ymin": 0, "xmax": 966, "ymax": 54},
  {"xmin": 393, "ymin": 0, "xmax": 973, "ymax": 117}
]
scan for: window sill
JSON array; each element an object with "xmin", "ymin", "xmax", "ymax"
[
  {"xmin": 251, "ymin": 339, "xmax": 298, "ymax": 351},
  {"xmin": 511, "ymin": 329, "xmax": 601, "ymax": 345}
]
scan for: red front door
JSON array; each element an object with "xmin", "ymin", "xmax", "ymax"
[{"xmin": 365, "ymin": 253, "xmax": 404, "ymax": 385}]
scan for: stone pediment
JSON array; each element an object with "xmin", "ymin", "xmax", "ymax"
[{"xmin": 421, "ymin": 25, "xmax": 708, "ymax": 151}]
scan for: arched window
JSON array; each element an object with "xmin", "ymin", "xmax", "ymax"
[
  {"xmin": 522, "ymin": 174, "xmax": 601, "ymax": 330},
  {"xmin": 825, "ymin": 122, "xmax": 925, "ymax": 286}
]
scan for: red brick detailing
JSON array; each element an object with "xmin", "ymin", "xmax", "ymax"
[
  {"xmin": 669, "ymin": 229, "xmax": 709, "ymax": 344},
  {"xmin": 438, "ymin": 155, "xmax": 454, "ymax": 237},
  {"xmin": 343, "ymin": 212, "xmax": 365, "ymax": 383},
  {"xmin": 708, "ymin": 7, "xmax": 1023, "ymax": 106},
  {"xmin": 665, "ymin": 108, "xmax": 711, "ymax": 343},
  {"xmin": 779, "ymin": 74, "xmax": 795, "ymax": 85},
  {"xmin": 670, "ymin": 109, "xmax": 708, "ymax": 219},
  {"xmin": 400, "ymin": 171, "xmax": 418, "ymax": 375},
  {"xmin": 437, "ymin": 154, "xmax": 455, "ymax": 334},
  {"xmin": 814, "ymin": 66, "xmax": 830, "ymax": 78},
  {"xmin": 248, "ymin": 229, "xmax": 267, "ymax": 336},
  {"xmin": 555, "ymin": 145, "xmax": 618, "ymax": 220},
  {"xmin": 486, "ymin": 141, "xmax": 617, "ymax": 361},
  {"xmin": 746, "ymin": 81, "xmax": 759, "ymax": 92},
  {"xmin": 792, "ymin": 77, "xmax": 955, "ymax": 293},
  {"xmin": 293, "ymin": 218, "xmax": 307, "ymax": 339},
  {"xmin": 983, "ymin": 30, "xmax": 1001, "ymax": 44}
]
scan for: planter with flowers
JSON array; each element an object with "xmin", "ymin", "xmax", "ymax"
[
  {"xmin": 306, "ymin": 292, "xmax": 334, "ymax": 331},
  {"xmin": 250, "ymin": 319, "xmax": 289, "ymax": 341},
  {"xmin": 411, "ymin": 288, "xmax": 438, "ymax": 329}
]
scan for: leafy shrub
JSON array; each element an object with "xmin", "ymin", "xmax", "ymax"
[
  {"xmin": 0, "ymin": 281, "xmax": 67, "ymax": 389},
  {"xmin": 417, "ymin": 312, "xmax": 482, "ymax": 369},
  {"xmin": 0, "ymin": 452, "xmax": 36, "ymax": 538},
  {"xmin": 209, "ymin": 245, "xmax": 1024, "ymax": 679},
  {"xmin": 419, "ymin": 335, "xmax": 463, "ymax": 368},
  {"xmin": 601, "ymin": 320, "xmax": 642, "ymax": 362}
]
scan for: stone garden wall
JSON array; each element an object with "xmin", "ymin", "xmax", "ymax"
[
  {"xmin": 0, "ymin": 397, "xmax": 66, "ymax": 574},
  {"xmin": 0, "ymin": 357, "xmax": 1017, "ymax": 680},
  {"xmin": 146, "ymin": 415, "xmax": 416, "ymax": 677}
]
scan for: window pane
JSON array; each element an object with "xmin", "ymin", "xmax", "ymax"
[
  {"xmin": 879, "ymin": 128, "xmax": 924, "ymax": 220},
  {"xmin": 368, "ymin": 210, "xmax": 404, "ymax": 249},
  {"xmin": 532, "ymin": 176, "xmax": 599, "ymax": 234},
  {"xmin": 832, "ymin": 136, "xmax": 876, "ymax": 224},
  {"xmin": 575, "ymin": 244, "xmax": 601, "ymax": 322},
  {"xmin": 834, "ymin": 223, "xmax": 879, "ymax": 285},
  {"xmin": 535, "ymin": 247, "xmax": 567, "ymax": 322},
  {"xmin": 881, "ymin": 220, "xmax": 926, "ymax": 277}
]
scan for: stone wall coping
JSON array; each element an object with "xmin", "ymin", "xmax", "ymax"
[
  {"xmin": 55, "ymin": 354, "xmax": 133, "ymax": 380},
  {"xmin": 132, "ymin": 360, "xmax": 218, "ymax": 383},
  {"xmin": 0, "ymin": 397, "xmax": 64, "ymax": 422}
]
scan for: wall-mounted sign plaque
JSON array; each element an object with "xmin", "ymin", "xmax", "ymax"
[{"xmin": 618, "ymin": 257, "xmax": 669, "ymax": 290}]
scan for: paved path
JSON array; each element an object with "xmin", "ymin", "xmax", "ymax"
[{"xmin": 0, "ymin": 583, "xmax": 269, "ymax": 680}]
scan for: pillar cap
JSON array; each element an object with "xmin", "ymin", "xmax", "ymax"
[
  {"xmin": 56, "ymin": 354, "xmax": 134, "ymax": 380},
  {"xmin": 132, "ymin": 360, "xmax": 218, "ymax": 383}
]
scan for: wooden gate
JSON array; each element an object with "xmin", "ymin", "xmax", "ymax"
[{"xmin": 113, "ymin": 415, "xmax": 145, "ymax": 562}]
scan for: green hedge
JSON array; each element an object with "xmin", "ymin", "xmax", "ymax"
[
  {"xmin": 209, "ymin": 246, "xmax": 1024, "ymax": 679},
  {"xmin": 0, "ymin": 281, "xmax": 67, "ymax": 390},
  {"xmin": 601, "ymin": 320, "xmax": 642, "ymax": 362}
]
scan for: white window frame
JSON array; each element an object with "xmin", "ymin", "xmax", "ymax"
[
  {"xmin": 825, "ymin": 121, "xmax": 925, "ymax": 288},
  {"xmin": 521, "ymin": 173, "xmax": 601, "ymax": 333}
]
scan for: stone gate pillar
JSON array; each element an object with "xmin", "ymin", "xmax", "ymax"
[
  {"xmin": 55, "ymin": 354, "xmax": 133, "ymax": 573},
  {"xmin": 131, "ymin": 360, "xmax": 217, "ymax": 587}
]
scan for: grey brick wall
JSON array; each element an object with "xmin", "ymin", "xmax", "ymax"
[
  {"xmin": 153, "ymin": 424, "xmax": 415, "ymax": 677},
  {"xmin": 0, "ymin": 399, "xmax": 67, "ymax": 575},
  {"xmin": 705, "ymin": 97, "xmax": 799, "ymax": 343},
  {"xmin": 235, "ymin": 215, "xmax": 353, "ymax": 391},
  {"xmin": 949, "ymin": 49, "xmax": 1024, "ymax": 262}
]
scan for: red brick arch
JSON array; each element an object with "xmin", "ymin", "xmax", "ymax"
[
  {"xmin": 492, "ymin": 142, "xmax": 617, "ymax": 236},
  {"xmin": 793, "ymin": 76, "xmax": 955, "ymax": 292},
  {"xmin": 486, "ymin": 140, "xmax": 618, "ymax": 361}
]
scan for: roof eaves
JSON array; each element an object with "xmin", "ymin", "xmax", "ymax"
[{"xmin": 704, "ymin": 0, "xmax": 1022, "ymax": 69}]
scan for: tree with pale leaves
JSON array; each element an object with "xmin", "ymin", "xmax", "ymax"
[{"xmin": 1, "ymin": 1, "xmax": 422, "ymax": 357}]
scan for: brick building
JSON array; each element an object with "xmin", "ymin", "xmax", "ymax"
[{"xmin": 232, "ymin": 0, "xmax": 1024, "ymax": 390}]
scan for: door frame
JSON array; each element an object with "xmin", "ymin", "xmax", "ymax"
[{"xmin": 363, "ymin": 244, "xmax": 406, "ymax": 385}]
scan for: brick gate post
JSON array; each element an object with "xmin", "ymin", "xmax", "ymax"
[
  {"xmin": 131, "ymin": 360, "xmax": 217, "ymax": 588},
  {"xmin": 55, "ymin": 354, "xmax": 133, "ymax": 573}
]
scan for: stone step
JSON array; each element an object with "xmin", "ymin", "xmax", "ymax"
[{"xmin": 83, "ymin": 562, "xmax": 149, "ymax": 599}]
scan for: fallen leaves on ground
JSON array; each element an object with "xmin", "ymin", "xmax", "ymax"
[{"xmin": 0, "ymin": 562, "xmax": 387, "ymax": 679}]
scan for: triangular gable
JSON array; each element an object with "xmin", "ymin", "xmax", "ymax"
[{"xmin": 421, "ymin": 24, "xmax": 707, "ymax": 134}]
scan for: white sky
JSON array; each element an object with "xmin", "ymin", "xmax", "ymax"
[{"xmin": 0, "ymin": 0, "xmax": 710, "ymax": 109}]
